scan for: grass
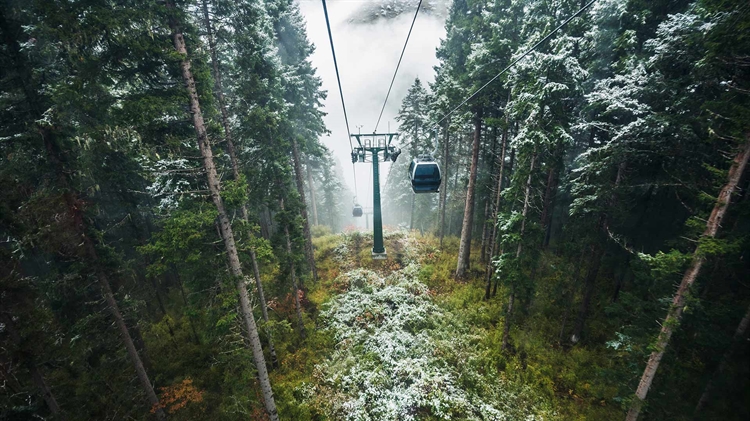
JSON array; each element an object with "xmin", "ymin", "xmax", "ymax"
[{"xmin": 269, "ymin": 229, "xmax": 625, "ymax": 420}]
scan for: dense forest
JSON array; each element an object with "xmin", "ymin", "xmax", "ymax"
[{"xmin": 1, "ymin": 0, "xmax": 748, "ymax": 420}]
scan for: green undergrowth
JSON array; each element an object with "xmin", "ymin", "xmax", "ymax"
[{"xmin": 273, "ymin": 231, "xmax": 625, "ymax": 420}]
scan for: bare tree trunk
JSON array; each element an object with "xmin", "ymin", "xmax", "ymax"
[
  {"xmin": 1, "ymin": 314, "xmax": 64, "ymax": 418},
  {"xmin": 291, "ymin": 139, "xmax": 318, "ymax": 283},
  {"xmin": 280, "ymin": 198, "xmax": 306, "ymax": 339},
  {"xmin": 202, "ymin": 0, "xmax": 277, "ymax": 367},
  {"xmin": 456, "ymin": 112, "xmax": 482, "ymax": 278},
  {"xmin": 439, "ymin": 121, "xmax": 450, "ymax": 247},
  {"xmin": 485, "ymin": 125, "xmax": 508, "ymax": 299},
  {"xmin": 694, "ymin": 302, "xmax": 750, "ymax": 416},
  {"xmin": 167, "ymin": 4, "xmax": 278, "ymax": 418},
  {"xmin": 502, "ymin": 151, "xmax": 536, "ymax": 351},
  {"xmin": 306, "ymin": 157, "xmax": 319, "ymax": 226},
  {"xmin": 626, "ymin": 138, "xmax": 750, "ymax": 421}
]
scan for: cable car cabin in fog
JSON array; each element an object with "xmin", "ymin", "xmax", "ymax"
[
  {"xmin": 352, "ymin": 204, "xmax": 363, "ymax": 217},
  {"xmin": 408, "ymin": 155, "xmax": 441, "ymax": 193}
]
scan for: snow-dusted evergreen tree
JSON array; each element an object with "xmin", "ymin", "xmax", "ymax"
[
  {"xmin": 319, "ymin": 156, "xmax": 350, "ymax": 232},
  {"xmin": 3, "ymin": 0, "xmax": 750, "ymax": 419},
  {"xmin": 384, "ymin": 78, "xmax": 433, "ymax": 229},
  {"xmin": 491, "ymin": 0, "xmax": 589, "ymax": 347}
]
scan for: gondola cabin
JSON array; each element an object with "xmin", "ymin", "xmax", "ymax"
[
  {"xmin": 352, "ymin": 204, "xmax": 363, "ymax": 217},
  {"xmin": 408, "ymin": 154, "xmax": 441, "ymax": 193}
]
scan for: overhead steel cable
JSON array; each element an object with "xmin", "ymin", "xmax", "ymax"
[
  {"xmin": 430, "ymin": 0, "xmax": 597, "ymax": 131},
  {"xmin": 321, "ymin": 0, "xmax": 359, "ymax": 196},
  {"xmin": 373, "ymin": 0, "xmax": 423, "ymax": 133},
  {"xmin": 321, "ymin": 0, "xmax": 353, "ymax": 147}
]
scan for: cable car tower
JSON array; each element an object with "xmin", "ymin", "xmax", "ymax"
[{"xmin": 351, "ymin": 132, "xmax": 401, "ymax": 259}]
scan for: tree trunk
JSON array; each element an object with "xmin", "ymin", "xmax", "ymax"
[
  {"xmin": 694, "ymin": 302, "xmax": 750, "ymax": 416},
  {"xmin": 456, "ymin": 112, "xmax": 482, "ymax": 278},
  {"xmin": 612, "ymin": 255, "xmax": 630, "ymax": 303},
  {"xmin": 44, "ymin": 131, "xmax": 167, "ymax": 420},
  {"xmin": 202, "ymin": 0, "xmax": 277, "ymax": 368},
  {"xmin": 250, "ymin": 248, "xmax": 278, "ymax": 367},
  {"xmin": 97, "ymin": 264, "xmax": 166, "ymax": 419},
  {"xmin": 291, "ymin": 139, "xmax": 318, "ymax": 283},
  {"xmin": 167, "ymin": 4, "xmax": 278, "ymax": 419},
  {"xmin": 171, "ymin": 266, "xmax": 201, "ymax": 345},
  {"xmin": 448, "ymin": 137, "xmax": 462, "ymax": 237},
  {"xmin": 3, "ymin": 10, "xmax": 164, "ymax": 418},
  {"xmin": 571, "ymin": 241, "xmax": 603, "ymax": 344},
  {"xmin": 280, "ymin": 198, "xmax": 306, "ymax": 339},
  {"xmin": 29, "ymin": 363, "xmax": 62, "ymax": 417},
  {"xmin": 409, "ymin": 192, "xmax": 415, "ymax": 230},
  {"xmin": 492, "ymin": 146, "xmax": 514, "ymax": 298},
  {"xmin": 571, "ymin": 157, "xmax": 625, "ymax": 343},
  {"xmin": 306, "ymin": 157, "xmax": 319, "ymax": 226},
  {"xmin": 480, "ymin": 199, "xmax": 491, "ymax": 263},
  {"xmin": 540, "ymin": 164, "xmax": 557, "ymax": 248},
  {"xmin": 485, "ymin": 125, "xmax": 508, "ymax": 299},
  {"xmin": 260, "ymin": 206, "xmax": 272, "ymax": 239},
  {"xmin": 559, "ymin": 251, "xmax": 585, "ymax": 344},
  {"xmin": 515, "ymin": 152, "xmax": 536, "ymax": 259},
  {"xmin": 1, "ymin": 314, "xmax": 64, "ymax": 418},
  {"xmin": 502, "ymin": 151, "xmax": 536, "ymax": 351},
  {"xmin": 287, "ymin": 233, "xmax": 306, "ymax": 340},
  {"xmin": 439, "ymin": 121, "xmax": 450, "ymax": 248},
  {"xmin": 147, "ymin": 275, "xmax": 176, "ymax": 339},
  {"xmin": 480, "ymin": 127, "xmax": 499, "ymax": 263},
  {"xmin": 541, "ymin": 139, "xmax": 564, "ymax": 249},
  {"xmin": 501, "ymin": 286, "xmax": 515, "ymax": 351},
  {"xmin": 280, "ymin": 197, "xmax": 307, "ymax": 339},
  {"xmin": 626, "ymin": 137, "xmax": 750, "ymax": 421}
]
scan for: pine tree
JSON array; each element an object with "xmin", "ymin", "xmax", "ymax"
[{"xmin": 164, "ymin": 0, "xmax": 278, "ymax": 418}]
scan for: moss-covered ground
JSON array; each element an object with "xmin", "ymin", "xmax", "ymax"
[{"xmin": 268, "ymin": 230, "xmax": 624, "ymax": 420}]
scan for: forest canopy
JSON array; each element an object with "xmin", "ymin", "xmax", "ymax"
[{"xmin": 1, "ymin": 0, "xmax": 748, "ymax": 420}]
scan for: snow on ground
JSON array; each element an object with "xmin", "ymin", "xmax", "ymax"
[{"xmin": 303, "ymin": 231, "xmax": 552, "ymax": 420}]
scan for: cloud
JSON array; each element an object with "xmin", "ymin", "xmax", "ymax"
[{"xmin": 297, "ymin": 0, "xmax": 446, "ymax": 209}]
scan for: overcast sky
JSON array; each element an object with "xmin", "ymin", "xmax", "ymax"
[{"xmin": 297, "ymin": 0, "xmax": 446, "ymax": 210}]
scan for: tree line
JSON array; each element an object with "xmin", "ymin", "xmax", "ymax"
[
  {"xmin": 384, "ymin": 0, "xmax": 749, "ymax": 418},
  {"xmin": 1, "ymin": 0, "xmax": 347, "ymax": 418}
]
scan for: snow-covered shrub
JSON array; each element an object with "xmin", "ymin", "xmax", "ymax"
[{"xmin": 311, "ymin": 261, "xmax": 553, "ymax": 420}]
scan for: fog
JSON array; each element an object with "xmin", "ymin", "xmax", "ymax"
[{"xmin": 297, "ymin": 0, "xmax": 447, "ymax": 213}]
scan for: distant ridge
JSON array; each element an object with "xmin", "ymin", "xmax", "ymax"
[{"xmin": 345, "ymin": 0, "xmax": 450, "ymax": 24}]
